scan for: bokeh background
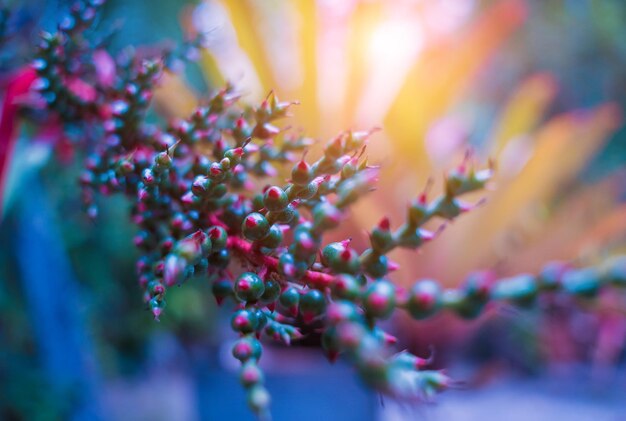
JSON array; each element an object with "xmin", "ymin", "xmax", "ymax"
[{"xmin": 3, "ymin": 0, "xmax": 626, "ymax": 420}]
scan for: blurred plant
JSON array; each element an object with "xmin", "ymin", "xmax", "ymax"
[
  {"xmin": 1, "ymin": 1, "xmax": 624, "ymax": 418},
  {"xmin": 4, "ymin": 0, "xmax": 626, "ymax": 419},
  {"xmin": 187, "ymin": 0, "xmax": 626, "ymax": 375}
]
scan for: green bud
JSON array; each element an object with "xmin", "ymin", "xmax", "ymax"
[
  {"xmin": 326, "ymin": 300, "xmax": 362, "ymax": 326},
  {"xmin": 263, "ymin": 186, "xmax": 289, "ymax": 211},
  {"xmin": 211, "ymin": 278, "xmax": 233, "ymax": 305},
  {"xmin": 268, "ymin": 204, "xmax": 298, "ymax": 224},
  {"xmin": 291, "ymin": 160, "xmax": 313, "ymax": 185},
  {"xmin": 247, "ymin": 385, "xmax": 271, "ymax": 415},
  {"xmin": 406, "ymin": 279, "xmax": 442, "ymax": 319},
  {"xmin": 208, "ymin": 162, "xmax": 226, "ymax": 182},
  {"xmin": 260, "ymin": 278, "xmax": 281, "ymax": 305},
  {"xmin": 491, "ymin": 274, "xmax": 538, "ymax": 307},
  {"xmin": 370, "ymin": 217, "xmax": 393, "ymax": 253},
  {"xmin": 322, "ymin": 242, "xmax": 359, "ymax": 274},
  {"xmin": 291, "ymin": 230, "xmax": 319, "ymax": 260},
  {"xmin": 360, "ymin": 249, "xmax": 388, "ymax": 278},
  {"xmin": 232, "ymin": 336, "xmax": 263, "ymax": 362},
  {"xmin": 259, "ymin": 224, "xmax": 283, "ymax": 249},
  {"xmin": 242, "ymin": 212, "xmax": 270, "ymax": 241},
  {"xmin": 312, "ymin": 202, "xmax": 342, "ymax": 231},
  {"xmin": 192, "ymin": 176, "xmax": 211, "ymax": 196},
  {"xmin": 300, "ymin": 289, "xmax": 326, "ymax": 323},
  {"xmin": 231, "ymin": 309, "xmax": 259, "ymax": 333},
  {"xmin": 208, "ymin": 249, "xmax": 230, "ymax": 269},
  {"xmin": 321, "ymin": 326, "xmax": 341, "ymax": 362},
  {"xmin": 278, "ymin": 287, "xmax": 300, "ymax": 316},
  {"xmin": 562, "ymin": 268, "xmax": 601, "ymax": 297},
  {"xmin": 442, "ymin": 289, "xmax": 484, "ymax": 319},
  {"xmin": 538, "ymin": 261, "xmax": 568, "ymax": 290},
  {"xmin": 429, "ymin": 196, "xmax": 464, "ymax": 220},
  {"xmin": 332, "ymin": 274, "xmax": 361, "ymax": 301},
  {"xmin": 207, "ymin": 226, "xmax": 228, "ymax": 250},
  {"xmin": 604, "ymin": 256, "xmax": 626, "ymax": 287},
  {"xmin": 240, "ymin": 361, "xmax": 264, "ymax": 387},
  {"xmin": 155, "ymin": 151, "xmax": 172, "ymax": 169},
  {"xmin": 407, "ymin": 199, "xmax": 430, "ymax": 227},
  {"xmin": 234, "ymin": 272, "xmax": 265, "ymax": 302},
  {"xmin": 363, "ymin": 280, "xmax": 396, "ymax": 319}
]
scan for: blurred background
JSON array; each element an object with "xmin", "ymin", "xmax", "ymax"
[{"xmin": 2, "ymin": 0, "xmax": 626, "ymax": 419}]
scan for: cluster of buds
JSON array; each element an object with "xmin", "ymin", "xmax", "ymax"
[{"xmin": 20, "ymin": 1, "xmax": 626, "ymax": 419}]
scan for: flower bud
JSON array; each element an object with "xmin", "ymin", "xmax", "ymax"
[
  {"xmin": 363, "ymin": 280, "xmax": 396, "ymax": 319},
  {"xmin": 491, "ymin": 274, "xmax": 537, "ymax": 307},
  {"xmin": 332, "ymin": 274, "xmax": 361, "ymax": 301},
  {"xmin": 321, "ymin": 326, "xmax": 341, "ymax": 363},
  {"xmin": 246, "ymin": 385, "xmax": 271, "ymax": 416},
  {"xmin": 299, "ymin": 289, "xmax": 326, "ymax": 323},
  {"xmin": 360, "ymin": 249, "xmax": 388, "ymax": 278},
  {"xmin": 312, "ymin": 202, "xmax": 342, "ymax": 231},
  {"xmin": 263, "ymin": 186, "xmax": 288, "ymax": 211},
  {"xmin": 211, "ymin": 278, "xmax": 233, "ymax": 306},
  {"xmin": 278, "ymin": 287, "xmax": 300, "ymax": 316},
  {"xmin": 322, "ymin": 242, "xmax": 359, "ymax": 274},
  {"xmin": 604, "ymin": 256, "xmax": 626, "ymax": 287},
  {"xmin": 260, "ymin": 278, "xmax": 281, "ymax": 305},
  {"xmin": 234, "ymin": 272, "xmax": 265, "ymax": 302},
  {"xmin": 155, "ymin": 151, "xmax": 172, "ymax": 169},
  {"xmin": 259, "ymin": 224, "xmax": 283, "ymax": 249},
  {"xmin": 562, "ymin": 268, "xmax": 601, "ymax": 298},
  {"xmin": 242, "ymin": 212, "xmax": 270, "ymax": 241},
  {"xmin": 164, "ymin": 254, "xmax": 187, "ymax": 286},
  {"xmin": 207, "ymin": 226, "xmax": 228, "ymax": 250},
  {"xmin": 291, "ymin": 160, "xmax": 313, "ymax": 185},
  {"xmin": 232, "ymin": 336, "xmax": 262, "ymax": 362},
  {"xmin": 207, "ymin": 249, "xmax": 230, "ymax": 269},
  {"xmin": 406, "ymin": 279, "xmax": 442, "ymax": 319},
  {"xmin": 231, "ymin": 309, "xmax": 259, "ymax": 333},
  {"xmin": 240, "ymin": 361, "xmax": 264, "ymax": 387}
]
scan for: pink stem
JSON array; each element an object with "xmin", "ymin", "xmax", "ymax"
[{"xmin": 227, "ymin": 236, "xmax": 335, "ymax": 289}]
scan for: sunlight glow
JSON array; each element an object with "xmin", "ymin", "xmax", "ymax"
[{"xmin": 355, "ymin": 19, "xmax": 424, "ymax": 125}]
